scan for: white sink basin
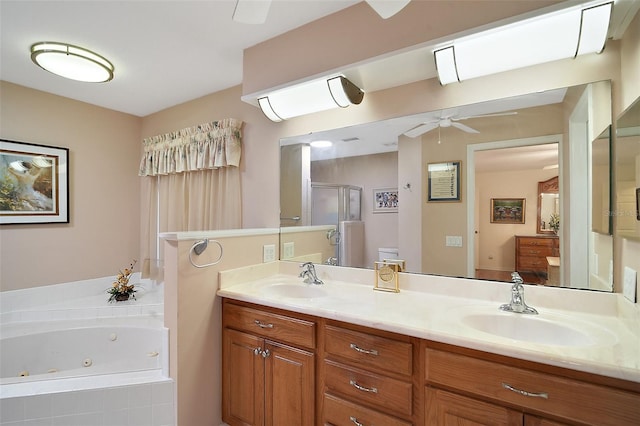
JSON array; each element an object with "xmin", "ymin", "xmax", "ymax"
[
  {"xmin": 262, "ymin": 283, "xmax": 328, "ymax": 299},
  {"xmin": 460, "ymin": 310, "xmax": 617, "ymax": 347}
]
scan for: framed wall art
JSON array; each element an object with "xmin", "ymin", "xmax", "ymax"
[
  {"xmin": 373, "ymin": 187, "xmax": 398, "ymax": 213},
  {"xmin": 427, "ymin": 161, "xmax": 460, "ymax": 202},
  {"xmin": 490, "ymin": 198, "xmax": 525, "ymax": 224},
  {"xmin": 0, "ymin": 139, "xmax": 69, "ymax": 224}
]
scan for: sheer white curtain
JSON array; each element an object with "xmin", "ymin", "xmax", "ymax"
[{"xmin": 139, "ymin": 119, "xmax": 243, "ymax": 278}]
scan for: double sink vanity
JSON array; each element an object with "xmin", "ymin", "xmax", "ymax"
[{"xmin": 218, "ymin": 261, "xmax": 640, "ymax": 426}]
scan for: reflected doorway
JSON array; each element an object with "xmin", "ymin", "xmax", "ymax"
[{"xmin": 467, "ymin": 137, "xmax": 560, "ymax": 284}]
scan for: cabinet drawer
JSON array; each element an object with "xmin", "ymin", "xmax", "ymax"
[
  {"xmin": 425, "ymin": 348, "xmax": 640, "ymax": 426},
  {"xmin": 517, "ymin": 237, "xmax": 556, "ymax": 248},
  {"xmin": 517, "ymin": 256, "xmax": 549, "ymax": 271},
  {"xmin": 324, "ymin": 325, "xmax": 412, "ymax": 376},
  {"xmin": 223, "ymin": 302, "xmax": 315, "ymax": 349},
  {"xmin": 324, "ymin": 360, "xmax": 412, "ymax": 417},
  {"xmin": 518, "ymin": 246, "xmax": 554, "ymax": 257},
  {"xmin": 323, "ymin": 393, "xmax": 411, "ymax": 426}
]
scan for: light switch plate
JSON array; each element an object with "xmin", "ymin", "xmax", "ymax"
[
  {"xmin": 446, "ymin": 236, "xmax": 463, "ymax": 247},
  {"xmin": 263, "ymin": 244, "xmax": 276, "ymax": 263},
  {"xmin": 623, "ymin": 266, "xmax": 637, "ymax": 303},
  {"xmin": 283, "ymin": 242, "xmax": 295, "ymax": 259}
]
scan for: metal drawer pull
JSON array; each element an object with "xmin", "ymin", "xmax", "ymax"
[
  {"xmin": 350, "ymin": 343, "xmax": 379, "ymax": 356},
  {"xmin": 350, "ymin": 416, "xmax": 365, "ymax": 426},
  {"xmin": 254, "ymin": 320, "xmax": 274, "ymax": 329},
  {"xmin": 350, "ymin": 380, "xmax": 378, "ymax": 393},
  {"xmin": 502, "ymin": 382, "xmax": 548, "ymax": 399}
]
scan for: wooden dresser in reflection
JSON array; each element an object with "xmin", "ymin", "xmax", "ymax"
[{"xmin": 515, "ymin": 235, "xmax": 559, "ymax": 277}]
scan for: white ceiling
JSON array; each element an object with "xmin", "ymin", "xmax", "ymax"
[{"xmin": 0, "ymin": 0, "xmax": 361, "ymax": 117}]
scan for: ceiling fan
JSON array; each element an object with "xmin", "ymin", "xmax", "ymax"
[
  {"xmin": 233, "ymin": 0, "xmax": 411, "ymax": 24},
  {"xmin": 403, "ymin": 110, "xmax": 518, "ymax": 138}
]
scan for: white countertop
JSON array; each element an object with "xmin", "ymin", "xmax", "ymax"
[{"xmin": 218, "ymin": 261, "xmax": 640, "ymax": 383}]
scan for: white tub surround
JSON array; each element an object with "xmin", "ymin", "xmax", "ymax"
[{"xmin": 218, "ymin": 261, "xmax": 640, "ymax": 383}]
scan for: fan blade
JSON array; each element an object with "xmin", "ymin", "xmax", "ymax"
[
  {"xmin": 233, "ymin": 0, "xmax": 271, "ymax": 24},
  {"xmin": 365, "ymin": 0, "xmax": 411, "ymax": 19},
  {"xmin": 454, "ymin": 111, "xmax": 518, "ymax": 121},
  {"xmin": 403, "ymin": 122, "xmax": 438, "ymax": 138},
  {"xmin": 451, "ymin": 122, "xmax": 480, "ymax": 134}
]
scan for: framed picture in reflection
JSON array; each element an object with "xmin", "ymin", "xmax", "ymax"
[
  {"xmin": 427, "ymin": 161, "xmax": 461, "ymax": 202},
  {"xmin": 490, "ymin": 198, "xmax": 526, "ymax": 224}
]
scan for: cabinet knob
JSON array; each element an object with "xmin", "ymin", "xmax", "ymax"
[
  {"xmin": 253, "ymin": 347, "xmax": 262, "ymax": 356},
  {"xmin": 261, "ymin": 349, "xmax": 271, "ymax": 358}
]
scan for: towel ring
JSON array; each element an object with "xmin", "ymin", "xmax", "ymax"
[{"xmin": 188, "ymin": 239, "xmax": 223, "ymax": 268}]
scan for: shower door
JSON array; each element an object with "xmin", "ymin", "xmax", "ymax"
[{"xmin": 310, "ymin": 183, "xmax": 363, "ymax": 266}]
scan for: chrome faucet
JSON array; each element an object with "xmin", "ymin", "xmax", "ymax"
[
  {"xmin": 499, "ymin": 272, "xmax": 538, "ymax": 314},
  {"xmin": 299, "ymin": 262, "xmax": 323, "ymax": 285}
]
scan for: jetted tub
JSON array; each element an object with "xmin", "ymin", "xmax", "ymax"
[
  {"xmin": 0, "ymin": 276, "xmax": 174, "ymax": 425},
  {"xmin": 1, "ymin": 324, "xmax": 168, "ymax": 386}
]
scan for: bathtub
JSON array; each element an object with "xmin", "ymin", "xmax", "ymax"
[
  {"xmin": 0, "ymin": 276, "xmax": 174, "ymax": 426},
  {"xmin": 1, "ymin": 323, "xmax": 168, "ymax": 386}
]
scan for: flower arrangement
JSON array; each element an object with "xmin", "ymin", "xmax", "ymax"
[
  {"xmin": 107, "ymin": 259, "xmax": 137, "ymax": 302},
  {"xmin": 549, "ymin": 213, "xmax": 560, "ymax": 234}
]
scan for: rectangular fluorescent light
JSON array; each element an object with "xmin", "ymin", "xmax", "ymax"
[
  {"xmin": 258, "ymin": 76, "xmax": 364, "ymax": 122},
  {"xmin": 434, "ymin": 1, "xmax": 612, "ymax": 85}
]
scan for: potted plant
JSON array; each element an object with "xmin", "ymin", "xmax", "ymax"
[
  {"xmin": 549, "ymin": 213, "xmax": 560, "ymax": 235},
  {"xmin": 107, "ymin": 260, "xmax": 137, "ymax": 302}
]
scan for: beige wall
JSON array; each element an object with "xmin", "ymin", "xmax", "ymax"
[
  {"xmin": 476, "ymin": 168, "xmax": 558, "ymax": 272},
  {"xmin": 0, "ymin": 81, "xmax": 141, "ymax": 290}
]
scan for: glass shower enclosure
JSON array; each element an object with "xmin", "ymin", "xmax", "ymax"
[{"xmin": 311, "ymin": 183, "xmax": 364, "ymax": 267}]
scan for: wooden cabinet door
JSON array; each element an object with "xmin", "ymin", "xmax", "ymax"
[
  {"xmin": 264, "ymin": 340, "xmax": 315, "ymax": 426},
  {"xmin": 223, "ymin": 328, "xmax": 265, "ymax": 426},
  {"xmin": 426, "ymin": 387, "xmax": 522, "ymax": 426}
]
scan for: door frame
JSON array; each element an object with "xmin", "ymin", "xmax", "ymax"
[{"xmin": 466, "ymin": 135, "xmax": 563, "ymax": 278}]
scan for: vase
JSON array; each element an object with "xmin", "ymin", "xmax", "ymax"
[{"xmin": 115, "ymin": 293, "xmax": 130, "ymax": 302}]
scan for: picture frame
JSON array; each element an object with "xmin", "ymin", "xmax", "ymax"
[
  {"xmin": 427, "ymin": 161, "xmax": 461, "ymax": 202},
  {"xmin": 1, "ymin": 139, "xmax": 69, "ymax": 224},
  {"xmin": 490, "ymin": 198, "xmax": 526, "ymax": 224},
  {"xmin": 373, "ymin": 187, "xmax": 398, "ymax": 213}
]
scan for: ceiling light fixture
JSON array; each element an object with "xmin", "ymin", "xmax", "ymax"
[
  {"xmin": 258, "ymin": 76, "xmax": 364, "ymax": 122},
  {"xmin": 434, "ymin": 1, "xmax": 612, "ymax": 85},
  {"xmin": 31, "ymin": 42, "xmax": 114, "ymax": 83}
]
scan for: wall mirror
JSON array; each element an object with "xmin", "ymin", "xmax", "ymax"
[
  {"xmin": 279, "ymin": 81, "xmax": 613, "ymax": 292},
  {"xmin": 615, "ymin": 96, "xmax": 640, "ymax": 241},
  {"xmin": 537, "ymin": 176, "xmax": 559, "ymax": 234}
]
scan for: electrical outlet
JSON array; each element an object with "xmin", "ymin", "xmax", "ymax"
[
  {"xmin": 283, "ymin": 242, "xmax": 295, "ymax": 259},
  {"xmin": 263, "ymin": 244, "xmax": 276, "ymax": 263}
]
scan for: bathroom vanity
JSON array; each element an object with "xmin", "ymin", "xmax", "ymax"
[{"xmin": 218, "ymin": 263, "xmax": 640, "ymax": 426}]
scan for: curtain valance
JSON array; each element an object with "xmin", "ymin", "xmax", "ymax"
[{"xmin": 138, "ymin": 118, "xmax": 242, "ymax": 177}]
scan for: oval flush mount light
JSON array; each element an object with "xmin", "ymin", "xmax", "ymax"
[{"xmin": 30, "ymin": 42, "xmax": 114, "ymax": 83}]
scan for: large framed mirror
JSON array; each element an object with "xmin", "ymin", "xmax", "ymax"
[
  {"xmin": 615, "ymin": 97, "xmax": 640, "ymax": 242},
  {"xmin": 279, "ymin": 81, "xmax": 613, "ymax": 292}
]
